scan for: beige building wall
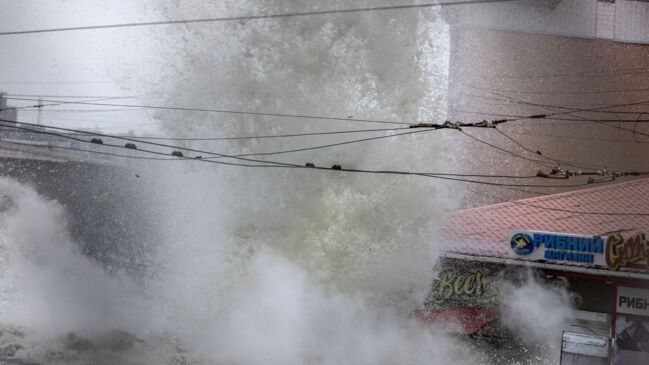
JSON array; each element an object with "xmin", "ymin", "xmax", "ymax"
[{"xmin": 439, "ymin": 26, "xmax": 649, "ymax": 207}]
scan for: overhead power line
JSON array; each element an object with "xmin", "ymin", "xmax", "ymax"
[
  {"xmin": 467, "ymin": 85, "xmax": 649, "ymax": 96},
  {"xmin": 466, "ymin": 93, "xmax": 649, "ymax": 115},
  {"xmin": 0, "ymin": 126, "xmax": 414, "ymax": 141},
  {"xmin": 457, "ymin": 110, "xmax": 649, "ymax": 124},
  {"xmin": 4, "ymin": 93, "xmax": 135, "ymax": 99},
  {"xmin": 204, "ymin": 120, "xmax": 507, "ymax": 157},
  {"xmin": 0, "ymin": 96, "xmax": 138, "ymax": 113},
  {"xmin": 0, "ymin": 138, "xmax": 176, "ymax": 161},
  {"xmin": 468, "ymin": 188, "xmax": 649, "ymax": 216},
  {"xmin": 475, "ymin": 93, "xmax": 649, "ymax": 170},
  {"xmin": 0, "ymin": 119, "xmax": 496, "ymax": 161},
  {"xmin": 463, "ymin": 66, "xmax": 649, "ymax": 81},
  {"xmin": 19, "ymin": 108, "xmax": 141, "ymax": 113},
  {"xmin": 0, "ymin": 117, "xmax": 615, "ymax": 189},
  {"xmin": 10, "ymin": 95, "xmax": 647, "ymax": 129},
  {"xmin": 0, "ymin": 0, "xmax": 516, "ymax": 36},
  {"xmin": 503, "ymin": 130, "xmax": 649, "ymax": 145},
  {"xmin": 3, "ymin": 96, "xmax": 407, "ymax": 126},
  {"xmin": 0, "ymin": 137, "xmax": 541, "ymax": 179},
  {"xmin": 514, "ymin": 200, "xmax": 649, "ymax": 217},
  {"xmin": 494, "ymin": 127, "xmax": 616, "ymax": 171},
  {"xmin": 458, "ymin": 98, "xmax": 649, "ymax": 124},
  {"xmin": 0, "ymin": 81, "xmax": 115, "ymax": 85}
]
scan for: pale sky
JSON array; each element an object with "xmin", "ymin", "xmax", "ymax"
[{"xmin": 0, "ymin": 1, "xmax": 162, "ymax": 133}]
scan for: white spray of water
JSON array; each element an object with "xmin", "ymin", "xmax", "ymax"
[
  {"xmin": 496, "ymin": 271, "xmax": 578, "ymax": 364},
  {"xmin": 0, "ymin": 178, "xmax": 146, "ymax": 336},
  {"xmin": 0, "ymin": 1, "xmax": 580, "ymax": 363},
  {"xmin": 0, "ymin": 177, "xmax": 483, "ymax": 364}
]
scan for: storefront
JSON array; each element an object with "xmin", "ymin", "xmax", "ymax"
[{"xmin": 416, "ymin": 178, "xmax": 649, "ymax": 364}]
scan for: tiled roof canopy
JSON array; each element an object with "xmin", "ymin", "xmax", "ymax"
[{"xmin": 440, "ymin": 178, "xmax": 649, "ymax": 264}]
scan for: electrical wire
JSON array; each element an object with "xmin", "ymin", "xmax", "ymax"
[
  {"xmin": 458, "ymin": 130, "xmax": 555, "ymax": 168},
  {"xmin": 3, "ymin": 97, "xmax": 408, "ymax": 126},
  {"xmin": 455, "ymin": 109, "xmax": 649, "ymax": 123},
  {"xmin": 494, "ymin": 128, "xmax": 610, "ymax": 171},
  {"xmin": 0, "ymin": 126, "xmax": 414, "ymax": 140},
  {"xmin": 0, "ymin": 81, "xmax": 115, "ymax": 85},
  {"xmin": 0, "ymin": 137, "xmax": 543, "ymax": 179},
  {"xmin": 0, "ymin": 118, "xmax": 608, "ymax": 188},
  {"xmin": 228, "ymin": 128, "xmax": 438, "ymax": 157},
  {"xmin": 479, "ymin": 92, "xmax": 649, "ymax": 142},
  {"xmin": 0, "ymin": 138, "xmax": 176, "ymax": 161},
  {"xmin": 4, "ymin": 93, "xmax": 134, "ymax": 99},
  {"xmin": 464, "ymin": 92, "xmax": 649, "ymax": 115},
  {"xmin": 18, "ymin": 108, "xmax": 141, "ymax": 113},
  {"xmin": 512, "ymin": 200, "xmax": 649, "ymax": 217},
  {"xmin": 467, "ymin": 85, "xmax": 649, "ymax": 96},
  {"xmin": 0, "ymin": 0, "xmax": 517, "ymax": 36},
  {"xmin": 467, "ymin": 186, "xmax": 649, "ymax": 216},
  {"xmin": 504, "ymin": 130, "xmax": 649, "ymax": 145},
  {"xmin": 0, "ymin": 96, "xmax": 137, "ymax": 112},
  {"xmin": 463, "ymin": 66, "xmax": 649, "ymax": 81},
  {"xmin": 480, "ymin": 93, "xmax": 649, "ymax": 171}
]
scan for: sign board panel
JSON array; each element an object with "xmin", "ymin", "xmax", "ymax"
[
  {"xmin": 424, "ymin": 262, "xmax": 499, "ymax": 309},
  {"xmin": 617, "ymin": 287, "xmax": 649, "ymax": 317},
  {"xmin": 562, "ymin": 331, "xmax": 609, "ymax": 358},
  {"xmin": 508, "ymin": 230, "xmax": 649, "ymax": 272},
  {"xmin": 508, "ymin": 230, "xmax": 606, "ymax": 266}
]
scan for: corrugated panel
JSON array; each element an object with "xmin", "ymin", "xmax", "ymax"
[
  {"xmin": 615, "ymin": 0, "xmax": 649, "ymax": 44},
  {"xmin": 446, "ymin": 0, "xmax": 597, "ymax": 39}
]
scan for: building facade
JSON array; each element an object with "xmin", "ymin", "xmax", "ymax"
[{"xmin": 417, "ymin": 178, "xmax": 649, "ymax": 364}]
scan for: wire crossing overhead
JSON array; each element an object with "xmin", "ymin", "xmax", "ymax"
[
  {"xmin": 9, "ymin": 95, "xmax": 643, "ymax": 128},
  {"xmin": 0, "ymin": 0, "xmax": 516, "ymax": 36},
  {"xmin": 2, "ymin": 96, "xmax": 407, "ymax": 126},
  {"xmin": 0, "ymin": 117, "xmax": 627, "ymax": 190}
]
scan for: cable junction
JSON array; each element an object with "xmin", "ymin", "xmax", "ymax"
[{"xmin": 0, "ymin": 117, "xmax": 623, "ymax": 189}]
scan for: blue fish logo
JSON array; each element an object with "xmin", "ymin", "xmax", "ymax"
[{"xmin": 511, "ymin": 233, "xmax": 534, "ymax": 255}]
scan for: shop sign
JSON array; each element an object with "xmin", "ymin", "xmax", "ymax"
[
  {"xmin": 617, "ymin": 287, "xmax": 649, "ymax": 317},
  {"xmin": 508, "ymin": 230, "xmax": 606, "ymax": 266},
  {"xmin": 561, "ymin": 331, "xmax": 609, "ymax": 358},
  {"xmin": 424, "ymin": 264, "xmax": 498, "ymax": 309},
  {"xmin": 605, "ymin": 232, "xmax": 649, "ymax": 271}
]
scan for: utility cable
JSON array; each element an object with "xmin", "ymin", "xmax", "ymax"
[
  {"xmin": 0, "ymin": 126, "xmax": 413, "ymax": 140},
  {"xmin": 0, "ymin": 137, "xmax": 542, "ymax": 179},
  {"xmin": 494, "ymin": 128, "xmax": 611, "ymax": 171},
  {"xmin": 467, "ymin": 85, "xmax": 649, "ymax": 96},
  {"xmin": 465, "ymin": 92, "xmax": 649, "ymax": 116},
  {"xmin": 2, "ymin": 97, "xmax": 408, "ymax": 126},
  {"xmin": 467, "ymin": 186, "xmax": 649, "ymax": 216},
  {"xmin": 0, "ymin": 118, "xmax": 609, "ymax": 188},
  {"xmin": 0, "ymin": 96, "xmax": 136, "ymax": 112},
  {"xmin": 462, "ymin": 66, "xmax": 649, "ymax": 81},
  {"xmin": 0, "ymin": 0, "xmax": 516, "ymax": 36},
  {"xmin": 4, "ymin": 93, "xmax": 135, "ymax": 99},
  {"xmin": 483, "ymin": 92, "xmax": 648, "ymax": 171}
]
